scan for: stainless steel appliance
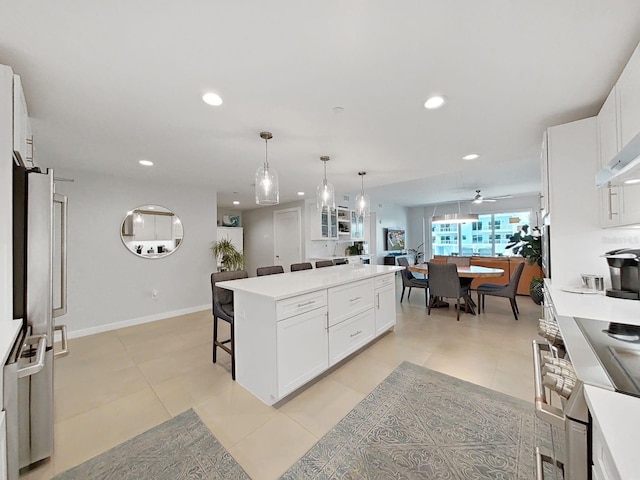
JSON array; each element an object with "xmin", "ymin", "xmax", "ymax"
[
  {"xmin": 603, "ymin": 248, "xmax": 640, "ymax": 300},
  {"xmin": 2, "ymin": 163, "xmax": 68, "ymax": 479}
]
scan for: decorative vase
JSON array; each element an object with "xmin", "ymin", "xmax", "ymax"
[{"xmin": 530, "ymin": 280, "xmax": 544, "ymax": 305}]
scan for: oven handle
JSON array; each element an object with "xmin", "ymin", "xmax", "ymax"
[
  {"xmin": 16, "ymin": 335, "xmax": 47, "ymax": 379},
  {"xmin": 532, "ymin": 340, "xmax": 566, "ymax": 429},
  {"xmin": 535, "ymin": 447, "xmax": 564, "ymax": 480}
]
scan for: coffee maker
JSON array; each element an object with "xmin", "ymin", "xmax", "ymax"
[{"xmin": 603, "ymin": 248, "xmax": 640, "ymax": 300}]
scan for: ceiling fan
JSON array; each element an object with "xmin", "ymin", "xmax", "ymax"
[{"xmin": 471, "ymin": 190, "xmax": 512, "ymax": 204}]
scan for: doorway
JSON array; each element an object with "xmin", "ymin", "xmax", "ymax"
[{"xmin": 273, "ymin": 207, "xmax": 302, "ymax": 271}]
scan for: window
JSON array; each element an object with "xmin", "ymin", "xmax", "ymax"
[{"xmin": 433, "ymin": 211, "xmax": 531, "ymax": 257}]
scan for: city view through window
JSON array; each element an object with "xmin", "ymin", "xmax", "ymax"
[{"xmin": 432, "ymin": 211, "xmax": 532, "ymax": 257}]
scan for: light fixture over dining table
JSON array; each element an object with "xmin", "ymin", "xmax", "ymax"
[
  {"xmin": 431, "ymin": 201, "xmax": 479, "ymax": 224},
  {"xmin": 255, "ymin": 131, "xmax": 279, "ymax": 205}
]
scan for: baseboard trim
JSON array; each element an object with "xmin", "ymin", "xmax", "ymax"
[{"xmin": 66, "ymin": 304, "xmax": 210, "ymax": 339}]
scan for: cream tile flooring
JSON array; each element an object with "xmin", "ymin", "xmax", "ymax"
[{"xmin": 22, "ymin": 277, "xmax": 542, "ymax": 480}]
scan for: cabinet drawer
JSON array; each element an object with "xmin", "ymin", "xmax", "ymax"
[
  {"xmin": 276, "ymin": 290, "xmax": 327, "ymax": 321},
  {"xmin": 374, "ymin": 273, "xmax": 395, "ymax": 290},
  {"xmin": 328, "ymin": 309, "xmax": 375, "ymax": 366},
  {"xmin": 328, "ymin": 279, "xmax": 374, "ymax": 327}
]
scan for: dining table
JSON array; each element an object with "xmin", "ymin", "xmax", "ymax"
[{"xmin": 407, "ymin": 263, "xmax": 505, "ymax": 315}]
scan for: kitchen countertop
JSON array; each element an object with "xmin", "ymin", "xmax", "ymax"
[
  {"xmin": 1, "ymin": 319, "xmax": 23, "ymax": 365},
  {"xmin": 546, "ymin": 279, "xmax": 640, "ymax": 325},
  {"xmin": 218, "ymin": 264, "xmax": 401, "ymax": 300},
  {"xmin": 584, "ymin": 385, "xmax": 639, "ymax": 480}
]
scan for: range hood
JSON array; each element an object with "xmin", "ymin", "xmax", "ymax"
[{"xmin": 596, "ymin": 130, "xmax": 640, "ymax": 188}]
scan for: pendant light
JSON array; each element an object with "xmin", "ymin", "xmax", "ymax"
[
  {"xmin": 355, "ymin": 171, "xmax": 370, "ymax": 218},
  {"xmin": 431, "ymin": 201, "xmax": 479, "ymax": 224},
  {"xmin": 255, "ymin": 131, "xmax": 279, "ymax": 205},
  {"xmin": 316, "ymin": 156, "xmax": 335, "ymax": 212}
]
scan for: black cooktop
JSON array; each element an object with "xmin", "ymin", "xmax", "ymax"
[{"xmin": 575, "ymin": 317, "xmax": 640, "ymax": 398}]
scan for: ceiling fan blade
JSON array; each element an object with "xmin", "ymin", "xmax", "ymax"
[{"xmin": 484, "ymin": 198, "xmax": 498, "ymax": 202}]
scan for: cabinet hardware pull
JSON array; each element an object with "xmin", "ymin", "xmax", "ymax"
[
  {"xmin": 296, "ymin": 300, "xmax": 315, "ymax": 307},
  {"xmin": 349, "ymin": 296, "xmax": 361, "ymax": 302},
  {"xmin": 350, "ymin": 330, "xmax": 363, "ymax": 338}
]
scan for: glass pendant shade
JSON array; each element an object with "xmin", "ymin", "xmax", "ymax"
[
  {"xmin": 255, "ymin": 131, "xmax": 279, "ymax": 205},
  {"xmin": 356, "ymin": 171, "xmax": 370, "ymax": 218},
  {"xmin": 316, "ymin": 156, "xmax": 335, "ymax": 212},
  {"xmin": 255, "ymin": 165, "xmax": 279, "ymax": 205}
]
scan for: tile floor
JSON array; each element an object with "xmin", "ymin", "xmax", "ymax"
[{"xmin": 22, "ymin": 277, "xmax": 543, "ymax": 480}]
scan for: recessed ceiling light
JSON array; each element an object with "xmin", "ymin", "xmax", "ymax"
[
  {"xmin": 202, "ymin": 92, "xmax": 223, "ymax": 106},
  {"xmin": 139, "ymin": 160, "xmax": 154, "ymax": 166},
  {"xmin": 332, "ymin": 107, "xmax": 344, "ymax": 114},
  {"xmin": 424, "ymin": 95, "xmax": 447, "ymax": 109},
  {"xmin": 462, "ymin": 154, "xmax": 480, "ymax": 161},
  {"xmin": 624, "ymin": 178, "xmax": 640, "ymax": 185},
  {"xmin": 297, "ymin": 192, "xmax": 305, "ymax": 196},
  {"xmin": 232, "ymin": 201, "xmax": 240, "ymax": 205}
]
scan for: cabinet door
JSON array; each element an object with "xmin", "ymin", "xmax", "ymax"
[
  {"xmin": 154, "ymin": 215, "xmax": 172, "ymax": 241},
  {"xmin": 134, "ymin": 213, "xmax": 156, "ymax": 241},
  {"xmin": 13, "ymin": 75, "xmax": 32, "ymax": 165},
  {"xmin": 277, "ymin": 308, "xmax": 329, "ymax": 397},
  {"xmin": 618, "ymin": 182, "xmax": 640, "ymax": 226},
  {"xmin": 219, "ymin": 227, "xmax": 243, "ymax": 252},
  {"xmin": 540, "ymin": 131, "xmax": 550, "ymax": 216},
  {"xmin": 600, "ymin": 186, "xmax": 621, "ymax": 228},
  {"xmin": 350, "ymin": 211, "xmax": 364, "ymax": 240},
  {"xmin": 617, "ymin": 43, "xmax": 640, "ymax": 149},
  {"xmin": 375, "ymin": 283, "xmax": 396, "ymax": 335}
]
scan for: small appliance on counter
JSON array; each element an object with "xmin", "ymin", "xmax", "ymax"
[{"xmin": 603, "ymin": 248, "xmax": 640, "ymax": 300}]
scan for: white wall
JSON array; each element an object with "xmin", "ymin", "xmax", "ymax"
[
  {"xmin": 242, "ymin": 200, "xmax": 306, "ymax": 276},
  {"xmin": 53, "ymin": 169, "xmax": 217, "ymax": 337},
  {"xmin": 369, "ymin": 198, "xmax": 409, "ymax": 264},
  {"xmin": 547, "ymin": 118, "xmax": 640, "ymax": 288}
]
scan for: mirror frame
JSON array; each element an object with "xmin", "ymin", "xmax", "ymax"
[{"xmin": 120, "ymin": 204, "xmax": 184, "ymax": 259}]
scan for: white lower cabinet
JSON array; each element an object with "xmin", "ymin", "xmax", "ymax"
[
  {"xmin": 277, "ymin": 307, "xmax": 328, "ymax": 397},
  {"xmin": 328, "ymin": 309, "xmax": 375, "ymax": 366},
  {"xmin": 592, "ymin": 419, "xmax": 621, "ymax": 480},
  {"xmin": 0, "ymin": 411, "xmax": 6, "ymax": 480},
  {"xmin": 375, "ymin": 282, "xmax": 396, "ymax": 335}
]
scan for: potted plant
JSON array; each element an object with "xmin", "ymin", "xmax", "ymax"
[
  {"xmin": 212, "ymin": 237, "xmax": 245, "ymax": 271},
  {"xmin": 506, "ymin": 225, "xmax": 544, "ymax": 304},
  {"xmin": 407, "ymin": 243, "xmax": 424, "ymax": 265}
]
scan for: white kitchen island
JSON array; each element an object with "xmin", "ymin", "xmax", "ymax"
[{"xmin": 217, "ymin": 264, "xmax": 402, "ymax": 405}]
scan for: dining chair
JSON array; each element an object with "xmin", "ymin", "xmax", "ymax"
[
  {"xmin": 256, "ymin": 265, "xmax": 285, "ymax": 276},
  {"xmin": 291, "ymin": 262, "xmax": 313, "ymax": 272},
  {"xmin": 476, "ymin": 261, "xmax": 526, "ymax": 320},
  {"xmin": 211, "ymin": 270, "xmax": 248, "ymax": 379},
  {"xmin": 446, "ymin": 256, "xmax": 471, "ymax": 267},
  {"xmin": 315, "ymin": 260, "xmax": 334, "ymax": 268},
  {"xmin": 426, "ymin": 262, "xmax": 471, "ymax": 321},
  {"xmin": 397, "ymin": 257, "xmax": 429, "ymax": 305}
]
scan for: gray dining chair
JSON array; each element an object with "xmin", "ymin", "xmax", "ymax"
[
  {"xmin": 256, "ymin": 265, "xmax": 285, "ymax": 276},
  {"xmin": 315, "ymin": 260, "xmax": 334, "ymax": 268},
  {"xmin": 397, "ymin": 257, "xmax": 429, "ymax": 305},
  {"xmin": 446, "ymin": 256, "xmax": 471, "ymax": 267},
  {"xmin": 476, "ymin": 261, "xmax": 526, "ymax": 320},
  {"xmin": 291, "ymin": 262, "xmax": 313, "ymax": 272},
  {"xmin": 211, "ymin": 270, "xmax": 248, "ymax": 379},
  {"xmin": 426, "ymin": 262, "xmax": 471, "ymax": 321}
]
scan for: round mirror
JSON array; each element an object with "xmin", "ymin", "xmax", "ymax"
[{"xmin": 120, "ymin": 205, "xmax": 184, "ymax": 259}]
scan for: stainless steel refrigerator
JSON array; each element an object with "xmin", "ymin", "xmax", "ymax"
[{"xmin": 3, "ymin": 163, "xmax": 68, "ymax": 479}]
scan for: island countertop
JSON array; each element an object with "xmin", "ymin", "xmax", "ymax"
[{"xmin": 217, "ymin": 264, "xmax": 402, "ymax": 300}]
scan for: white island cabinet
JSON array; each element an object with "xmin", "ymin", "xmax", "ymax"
[{"xmin": 218, "ymin": 264, "xmax": 401, "ymax": 405}]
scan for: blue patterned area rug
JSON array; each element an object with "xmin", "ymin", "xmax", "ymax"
[
  {"xmin": 281, "ymin": 361, "xmax": 561, "ymax": 480},
  {"xmin": 54, "ymin": 409, "xmax": 249, "ymax": 480}
]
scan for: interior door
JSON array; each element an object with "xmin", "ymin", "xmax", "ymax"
[{"xmin": 274, "ymin": 208, "xmax": 302, "ymax": 271}]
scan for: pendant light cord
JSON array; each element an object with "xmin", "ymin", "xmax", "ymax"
[{"xmin": 264, "ymin": 137, "xmax": 269, "ymax": 169}]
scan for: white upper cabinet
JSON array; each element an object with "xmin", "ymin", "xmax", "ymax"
[
  {"xmin": 13, "ymin": 75, "xmax": 33, "ymax": 166},
  {"xmin": 540, "ymin": 131, "xmax": 550, "ymax": 216},
  {"xmin": 597, "ymin": 88, "xmax": 621, "ymax": 227},
  {"xmin": 309, "ymin": 203, "xmax": 337, "ymax": 240},
  {"xmin": 617, "ymin": 43, "xmax": 640, "ymax": 150}
]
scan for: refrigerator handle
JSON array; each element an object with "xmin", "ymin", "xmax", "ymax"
[
  {"xmin": 53, "ymin": 193, "xmax": 67, "ymax": 318},
  {"xmin": 54, "ymin": 324, "xmax": 69, "ymax": 358},
  {"xmin": 17, "ymin": 335, "xmax": 47, "ymax": 378}
]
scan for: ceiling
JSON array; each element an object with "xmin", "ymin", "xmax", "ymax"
[{"xmin": 2, "ymin": 1, "xmax": 640, "ymax": 210}]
